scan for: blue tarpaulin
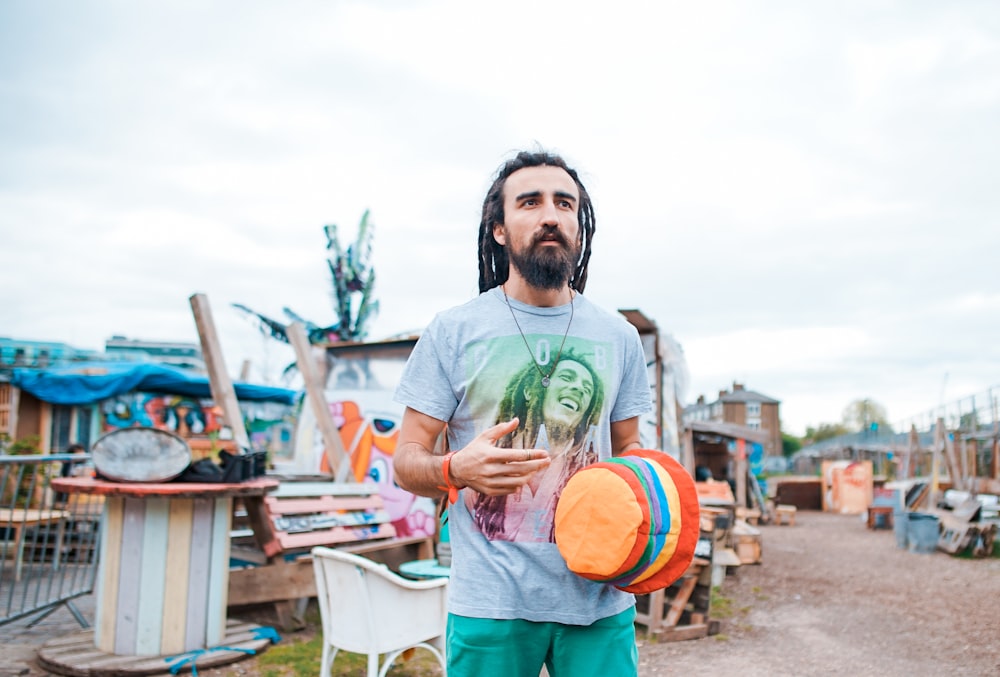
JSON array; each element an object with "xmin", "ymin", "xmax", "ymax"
[{"xmin": 11, "ymin": 362, "xmax": 299, "ymax": 406}]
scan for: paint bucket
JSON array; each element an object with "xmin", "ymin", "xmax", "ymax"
[
  {"xmin": 893, "ymin": 510, "xmax": 908, "ymax": 549},
  {"xmin": 907, "ymin": 512, "xmax": 940, "ymax": 554}
]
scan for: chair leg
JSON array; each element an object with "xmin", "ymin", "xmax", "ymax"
[
  {"xmin": 320, "ymin": 645, "xmax": 338, "ymax": 677},
  {"xmin": 368, "ymin": 651, "xmax": 381, "ymax": 677}
]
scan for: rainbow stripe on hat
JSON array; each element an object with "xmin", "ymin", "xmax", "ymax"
[{"xmin": 554, "ymin": 449, "xmax": 700, "ymax": 594}]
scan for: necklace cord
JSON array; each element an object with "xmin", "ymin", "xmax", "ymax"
[{"xmin": 502, "ymin": 286, "xmax": 575, "ymax": 386}]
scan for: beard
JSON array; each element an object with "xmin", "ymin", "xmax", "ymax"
[{"xmin": 507, "ymin": 230, "xmax": 580, "ymax": 290}]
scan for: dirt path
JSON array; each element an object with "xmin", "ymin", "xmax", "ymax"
[
  {"xmin": 637, "ymin": 510, "xmax": 1000, "ymax": 676},
  {"xmin": 4, "ymin": 511, "xmax": 999, "ymax": 676}
]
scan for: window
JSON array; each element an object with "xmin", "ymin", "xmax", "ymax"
[{"xmin": 746, "ymin": 402, "xmax": 761, "ymax": 417}]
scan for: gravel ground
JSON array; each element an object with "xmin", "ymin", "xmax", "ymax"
[
  {"xmin": 3, "ymin": 510, "xmax": 999, "ymax": 676},
  {"xmin": 637, "ymin": 510, "xmax": 1000, "ymax": 677}
]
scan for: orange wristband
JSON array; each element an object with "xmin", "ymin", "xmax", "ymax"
[{"xmin": 436, "ymin": 451, "xmax": 459, "ymax": 504}]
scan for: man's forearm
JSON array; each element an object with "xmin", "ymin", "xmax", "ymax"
[{"xmin": 393, "ymin": 441, "xmax": 450, "ymax": 499}]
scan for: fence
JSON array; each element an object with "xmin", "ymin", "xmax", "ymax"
[
  {"xmin": 1, "ymin": 454, "xmax": 101, "ymax": 627},
  {"xmin": 794, "ymin": 386, "xmax": 1000, "ymax": 478}
]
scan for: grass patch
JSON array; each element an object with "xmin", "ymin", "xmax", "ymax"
[
  {"xmin": 254, "ymin": 605, "xmax": 443, "ymax": 676},
  {"xmin": 710, "ymin": 587, "xmax": 734, "ymax": 619}
]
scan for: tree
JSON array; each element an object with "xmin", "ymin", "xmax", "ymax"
[
  {"xmin": 781, "ymin": 432, "xmax": 802, "ymax": 456},
  {"xmin": 842, "ymin": 398, "xmax": 892, "ymax": 434},
  {"xmin": 805, "ymin": 422, "xmax": 850, "ymax": 443},
  {"xmin": 234, "ymin": 210, "xmax": 380, "ymax": 345}
]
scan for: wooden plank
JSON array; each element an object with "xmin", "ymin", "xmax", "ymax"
[
  {"xmin": 37, "ymin": 620, "xmax": 272, "ymax": 676},
  {"xmin": 95, "ymin": 497, "xmax": 123, "ymax": 653},
  {"xmin": 189, "ymin": 292, "xmax": 251, "ymax": 451},
  {"xmin": 206, "ymin": 497, "xmax": 232, "ymax": 646},
  {"xmin": 288, "ymin": 321, "xmax": 347, "ymax": 474},
  {"xmin": 227, "ymin": 535, "xmax": 435, "ymax": 608},
  {"xmin": 134, "ymin": 497, "xmax": 168, "ymax": 656},
  {"xmin": 658, "ymin": 623, "xmax": 709, "ymax": 642},
  {"xmin": 185, "ymin": 498, "xmax": 213, "ymax": 651},
  {"xmin": 161, "ymin": 498, "xmax": 194, "ymax": 655},
  {"xmin": 264, "ymin": 494, "xmax": 383, "ymax": 515},
  {"xmin": 241, "ymin": 495, "xmax": 280, "ymax": 557},
  {"xmin": 662, "ymin": 576, "xmax": 698, "ymax": 628},
  {"xmin": 269, "ymin": 481, "xmax": 376, "ymax": 498},
  {"xmin": 114, "ymin": 497, "xmax": 146, "ymax": 655},
  {"xmin": 228, "ymin": 559, "xmax": 318, "ymax": 606},
  {"xmin": 276, "ymin": 522, "xmax": 396, "ymax": 551}
]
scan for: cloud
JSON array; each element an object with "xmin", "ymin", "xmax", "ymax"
[{"xmin": 1, "ymin": 0, "xmax": 998, "ymax": 440}]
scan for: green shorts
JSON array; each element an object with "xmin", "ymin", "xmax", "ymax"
[{"xmin": 446, "ymin": 607, "xmax": 638, "ymax": 677}]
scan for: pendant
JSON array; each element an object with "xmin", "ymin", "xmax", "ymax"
[{"xmin": 541, "ymin": 376, "xmax": 550, "ymax": 388}]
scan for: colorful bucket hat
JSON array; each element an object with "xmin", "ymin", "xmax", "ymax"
[{"xmin": 554, "ymin": 449, "xmax": 700, "ymax": 593}]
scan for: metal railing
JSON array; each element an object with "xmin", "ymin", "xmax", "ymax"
[{"xmin": 0, "ymin": 454, "xmax": 101, "ymax": 627}]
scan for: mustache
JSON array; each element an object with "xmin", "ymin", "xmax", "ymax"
[{"xmin": 532, "ymin": 228, "xmax": 569, "ymax": 247}]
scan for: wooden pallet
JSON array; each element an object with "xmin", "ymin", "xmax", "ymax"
[
  {"xmin": 229, "ymin": 481, "xmax": 432, "ymax": 630},
  {"xmin": 936, "ymin": 512, "xmax": 998, "ymax": 557},
  {"xmin": 634, "ymin": 557, "xmax": 713, "ymax": 640},
  {"xmin": 36, "ymin": 619, "xmax": 272, "ymax": 676}
]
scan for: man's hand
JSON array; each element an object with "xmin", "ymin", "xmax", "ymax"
[{"xmin": 449, "ymin": 418, "xmax": 551, "ymax": 496}]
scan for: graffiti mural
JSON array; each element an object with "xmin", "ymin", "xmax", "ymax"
[
  {"xmin": 100, "ymin": 392, "xmax": 295, "ymax": 457},
  {"xmin": 293, "ymin": 392, "xmax": 437, "ymax": 539}
]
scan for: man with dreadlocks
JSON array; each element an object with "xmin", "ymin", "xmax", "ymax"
[{"xmin": 393, "ymin": 149, "xmax": 651, "ymax": 677}]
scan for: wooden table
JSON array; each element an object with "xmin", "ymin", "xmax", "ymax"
[
  {"xmin": 50, "ymin": 477, "xmax": 278, "ymax": 658},
  {"xmin": 0, "ymin": 507, "xmax": 70, "ymax": 582}
]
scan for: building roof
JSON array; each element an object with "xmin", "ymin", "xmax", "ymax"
[
  {"xmin": 687, "ymin": 420, "xmax": 771, "ymax": 444},
  {"xmin": 718, "ymin": 388, "xmax": 780, "ymax": 405}
]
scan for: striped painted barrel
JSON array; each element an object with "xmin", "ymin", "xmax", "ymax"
[{"xmin": 94, "ymin": 496, "xmax": 232, "ymax": 656}]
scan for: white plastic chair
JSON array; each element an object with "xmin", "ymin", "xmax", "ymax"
[{"xmin": 311, "ymin": 546, "xmax": 448, "ymax": 677}]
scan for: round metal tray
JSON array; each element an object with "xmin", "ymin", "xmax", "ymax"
[{"xmin": 91, "ymin": 427, "xmax": 192, "ymax": 483}]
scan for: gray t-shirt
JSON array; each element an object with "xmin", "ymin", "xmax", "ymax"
[{"xmin": 394, "ymin": 286, "xmax": 653, "ymax": 625}]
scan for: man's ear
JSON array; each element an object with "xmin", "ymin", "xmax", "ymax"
[{"xmin": 493, "ymin": 223, "xmax": 506, "ymax": 246}]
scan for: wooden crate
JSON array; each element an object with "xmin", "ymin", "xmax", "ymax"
[{"xmin": 732, "ymin": 520, "xmax": 762, "ymax": 564}]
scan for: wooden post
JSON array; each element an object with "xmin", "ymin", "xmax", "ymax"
[
  {"xmin": 734, "ymin": 438, "xmax": 747, "ymax": 509},
  {"xmin": 189, "ymin": 293, "xmax": 251, "ymax": 452},
  {"xmin": 286, "ymin": 323, "xmax": 347, "ymax": 476},
  {"xmin": 929, "ymin": 420, "xmax": 943, "ymax": 509},
  {"xmin": 239, "ymin": 359, "xmax": 252, "ymax": 382},
  {"xmin": 943, "ymin": 425, "xmax": 963, "ymax": 492},
  {"xmin": 681, "ymin": 427, "xmax": 695, "ymax": 476},
  {"xmin": 992, "ymin": 434, "xmax": 999, "ymax": 481}
]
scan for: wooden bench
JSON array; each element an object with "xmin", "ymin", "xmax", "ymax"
[
  {"xmin": 774, "ymin": 504, "xmax": 797, "ymax": 526},
  {"xmin": 228, "ymin": 481, "xmax": 434, "ymax": 629}
]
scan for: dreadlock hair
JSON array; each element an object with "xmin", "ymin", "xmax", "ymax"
[{"xmin": 477, "ymin": 150, "xmax": 596, "ymax": 294}]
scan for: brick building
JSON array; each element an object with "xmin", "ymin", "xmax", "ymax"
[{"xmin": 683, "ymin": 381, "xmax": 782, "ymax": 457}]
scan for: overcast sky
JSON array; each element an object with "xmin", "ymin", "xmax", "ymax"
[{"xmin": 2, "ymin": 1, "xmax": 998, "ymax": 437}]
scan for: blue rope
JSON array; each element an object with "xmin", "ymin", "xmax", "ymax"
[{"xmin": 164, "ymin": 626, "xmax": 281, "ymax": 675}]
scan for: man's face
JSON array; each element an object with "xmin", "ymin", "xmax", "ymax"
[
  {"xmin": 493, "ymin": 165, "xmax": 581, "ymax": 290},
  {"xmin": 540, "ymin": 359, "xmax": 595, "ymax": 432}
]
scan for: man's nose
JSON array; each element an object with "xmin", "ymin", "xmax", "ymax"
[{"xmin": 540, "ymin": 200, "xmax": 560, "ymax": 226}]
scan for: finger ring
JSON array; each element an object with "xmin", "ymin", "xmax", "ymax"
[{"xmin": 524, "ymin": 450, "xmax": 530, "ymax": 462}]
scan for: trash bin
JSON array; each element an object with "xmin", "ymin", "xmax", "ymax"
[
  {"xmin": 907, "ymin": 512, "xmax": 940, "ymax": 554},
  {"xmin": 893, "ymin": 510, "xmax": 908, "ymax": 549}
]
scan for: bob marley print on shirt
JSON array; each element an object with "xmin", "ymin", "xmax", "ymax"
[{"xmin": 462, "ymin": 334, "xmax": 613, "ymax": 543}]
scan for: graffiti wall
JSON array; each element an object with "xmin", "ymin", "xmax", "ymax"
[
  {"xmin": 289, "ymin": 348, "xmax": 437, "ymax": 539},
  {"xmin": 100, "ymin": 392, "xmax": 296, "ymax": 459}
]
